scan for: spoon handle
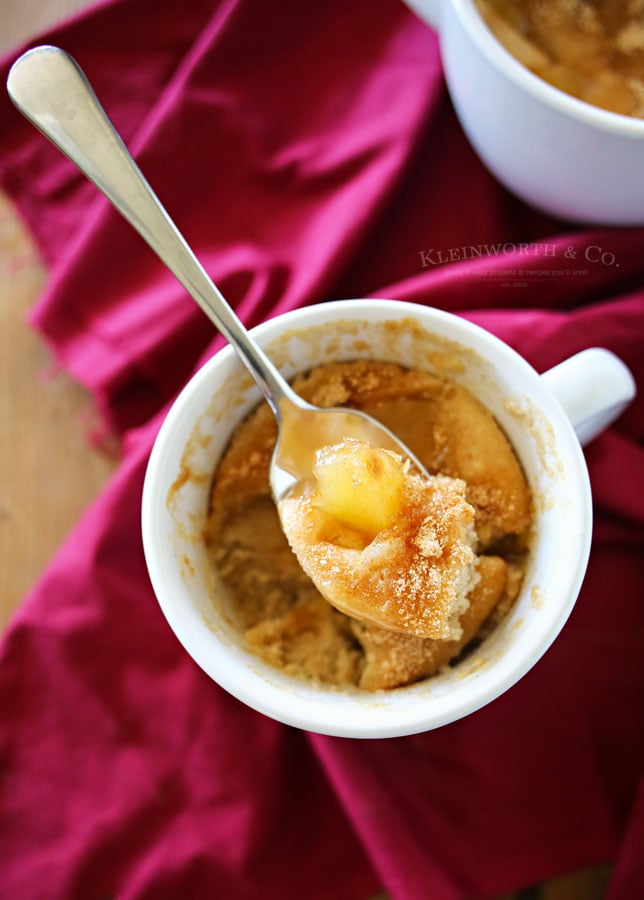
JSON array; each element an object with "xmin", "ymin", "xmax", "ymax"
[{"xmin": 7, "ymin": 45, "xmax": 294, "ymax": 418}]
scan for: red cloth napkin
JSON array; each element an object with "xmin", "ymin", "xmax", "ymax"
[{"xmin": 1, "ymin": 1, "xmax": 643, "ymax": 897}]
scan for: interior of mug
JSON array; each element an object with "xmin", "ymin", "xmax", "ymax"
[
  {"xmin": 457, "ymin": 0, "xmax": 644, "ymax": 137},
  {"xmin": 142, "ymin": 301, "xmax": 591, "ymax": 737}
]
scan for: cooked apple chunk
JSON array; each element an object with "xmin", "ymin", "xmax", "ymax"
[{"xmin": 312, "ymin": 438, "xmax": 406, "ymax": 538}]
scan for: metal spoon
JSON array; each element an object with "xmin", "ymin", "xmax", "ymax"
[{"xmin": 7, "ymin": 45, "xmax": 428, "ymax": 500}]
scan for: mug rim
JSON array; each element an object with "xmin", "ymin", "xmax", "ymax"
[
  {"xmin": 454, "ymin": 0, "xmax": 644, "ymax": 138},
  {"xmin": 142, "ymin": 299, "xmax": 593, "ymax": 737}
]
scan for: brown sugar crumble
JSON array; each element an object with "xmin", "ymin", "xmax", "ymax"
[{"xmin": 206, "ymin": 360, "xmax": 532, "ymax": 692}]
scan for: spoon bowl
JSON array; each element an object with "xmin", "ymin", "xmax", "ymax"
[{"xmin": 7, "ymin": 44, "xmax": 428, "ymax": 501}]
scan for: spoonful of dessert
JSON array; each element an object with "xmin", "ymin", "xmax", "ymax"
[
  {"xmin": 7, "ymin": 46, "xmax": 479, "ymax": 640},
  {"xmin": 7, "ymin": 45, "xmax": 427, "ymax": 498}
]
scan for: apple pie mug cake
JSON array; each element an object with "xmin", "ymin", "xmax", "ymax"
[
  {"xmin": 205, "ymin": 361, "xmax": 532, "ymax": 691},
  {"xmin": 476, "ymin": 0, "xmax": 644, "ymax": 118}
]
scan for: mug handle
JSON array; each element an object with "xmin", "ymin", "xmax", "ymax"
[
  {"xmin": 540, "ymin": 348, "xmax": 636, "ymax": 446},
  {"xmin": 403, "ymin": 0, "xmax": 441, "ymax": 30}
]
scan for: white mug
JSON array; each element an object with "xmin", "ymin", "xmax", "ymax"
[
  {"xmin": 403, "ymin": 0, "xmax": 644, "ymax": 225},
  {"xmin": 141, "ymin": 300, "xmax": 635, "ymax": 738}
]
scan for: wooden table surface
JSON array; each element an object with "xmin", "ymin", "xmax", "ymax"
[
  {"xmin": 0, "ymin": 4, "xmax": 613, "ymax": 897},
  {"xmin": 0, "ymin": 1, "xmax": 116, "ymax": 631}
]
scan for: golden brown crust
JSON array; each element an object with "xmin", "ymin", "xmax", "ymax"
[
  {"xmin": 357, "ymin": 380, "xmax": 532, "ymax": 549},
  {"xmin": 355, "ymin": 555, "xmax": 508, "ymax": 691}
]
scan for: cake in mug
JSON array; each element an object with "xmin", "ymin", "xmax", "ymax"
[
  {"xmin": 476, "ymin": 0, "xmax": 644, "ymax": 118},
  {"xmin": 205, "ymin": 358, "xmax": 532, "ymax": 691}
]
